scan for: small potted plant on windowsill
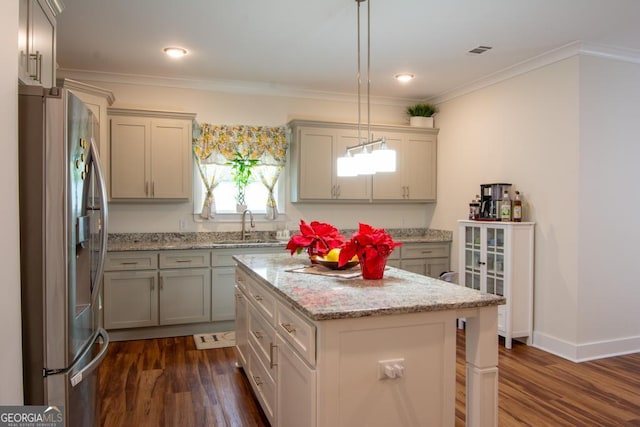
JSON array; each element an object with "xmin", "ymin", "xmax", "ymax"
[
  {"xmin": 406, "ymin": 103, "xmax": 438, "ymax": 128},
  {"xmin": 229, "ymin": 152, "xmax": 259, "ymax": 212}
]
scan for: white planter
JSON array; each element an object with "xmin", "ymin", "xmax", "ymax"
[{"xmin": 409, "ymin": 116, "xmax": 434, "ymax": 128}]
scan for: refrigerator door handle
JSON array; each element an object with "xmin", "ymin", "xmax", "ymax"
[
  {"xmin": 89, "ymin": 136, "xmax": 108, "ymax": 306},
  {"xmin": 70, "ymin": 328, "xmax": 110, "ymax": 387}
]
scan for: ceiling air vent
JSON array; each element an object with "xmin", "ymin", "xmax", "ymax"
[{"xmin": 468, "ymin": 45, "xmax": 493, "ymax": 55}]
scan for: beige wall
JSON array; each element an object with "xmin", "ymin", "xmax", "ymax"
[
  {"xmin": 74, "ymin": 79, "xmax": 437, "ymax": 232},
  {"xmin": 433, "ymin": 55, "xmax": 640, "ymax": 360},
  {"xmin": 577, "ymin": 56, "xmax": 640, "ymax": 351},
  {"xmin": 1, "ymin": 0, "xmax": 24, "ymax": 404}
]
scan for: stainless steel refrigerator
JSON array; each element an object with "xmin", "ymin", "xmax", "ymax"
[{"xmin": 18, "ymin": 86, "xmax": 109, "ymax": 427}]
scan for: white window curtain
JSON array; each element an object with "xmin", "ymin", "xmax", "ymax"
[{"xmin": 192, "ymin": 123, "xmax": 287, "ymax": 219}]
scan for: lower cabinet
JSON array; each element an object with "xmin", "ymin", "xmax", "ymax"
[
  {"xmin": 104, "ymin": 251, "xmax": 211, "ymax": 329},
  {"xmin": 104, "ymin": 246, "xmax": 284, "ymax": 335},
  {"xmin": 159, "ymin": 268, "xmax": 211, "ymax": 325},
  {"xmin": 104, "ymin": 270, "xmax": 158, "ymax": 329},
  {"xmin": 399, "ymin": 242, "xmax": 451, "ymax": 278},
  {"xmin": 236, "ymin": 268, "xmax": 317, "ymax": 426},
  {"xmin": 275, "ymin": 333, "xmax": 316, "ymax": 427}
]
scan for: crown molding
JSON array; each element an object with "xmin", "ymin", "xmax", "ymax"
[
  {"xmin": 429, "ymin": 41, "xmax": 640, "ymax": 104},
  {"xmin": 107, "ymin": 107, "xmax": 196, "ymax": 120},
  {"xmin": 58, "ymin": 78, "xmax": 116, "ymax": 105},
  {"xmin": 56, "ymin": 68, "xmax": 416, "ymax": 107}
]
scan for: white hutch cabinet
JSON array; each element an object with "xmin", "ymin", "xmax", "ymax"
[{"xmin": 458, "ymin": 220, "xmax": 534, "ymax": 348}]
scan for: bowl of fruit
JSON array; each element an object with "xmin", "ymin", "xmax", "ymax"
[{"xmin": 315, "ymin": 248, "xmax": 359, "ymax": 270}]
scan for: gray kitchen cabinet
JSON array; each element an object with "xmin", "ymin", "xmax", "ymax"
[
  {"xmin": 104, "ymin": 251, "xmax": 159, "ymax": 329},
  {"xmin": 159, "ymin": 268, "xmax": 211, "ymax": 325},
  {"xmin": 288, "ymin": 123, "xmax": 369, "ymax": 201},
  {"xmin": 108, "ymin": 108, "xmax": 196, "ymax": 200},
  {"xmin": 212, "ymin": 246, "xmax": 284, "ymax": 322},
  {"xmin": 372, "ymin": 132, "xmax": 437, "ymax": 201},
  {"xmin": 400, "ymin": 242, "xmax": 451, "ymax": 278},
  {"xmin": 18, "ymin": 0, "xmax": 62, "ymax": 87},
  {"xmin": 288, "ymin": 119, "xmax": 438, "ymax": 203},
  {"xmin": 105, "ymin": 250, "xmax": 212, "ymax": 330}
]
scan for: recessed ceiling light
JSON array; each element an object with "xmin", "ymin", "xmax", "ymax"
[
  {"xmin": 394, "ymin": 73, "xmax": 415, "ymax": 83},
  {"xmin": 163, "ymin": 47, "xmax": 188, "ymax": 58}
]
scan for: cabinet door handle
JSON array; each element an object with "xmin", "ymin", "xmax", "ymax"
[
  {"xmin": 252, "ymin": 330, "xmax": 263, "ymax": 340},
  {"xmin": 151, "ymin": 181, "xmax": 155, "ymax": 197},
  {"xmin": 151, "ymin": 282, "xmax": 155, "ymax": 291},
  {"xmin": 269, "ymin": 343, "xmax": 277, "ymax": 369},
  {"xmin": 478, "ymin": 261, "xmax": 486, "ymax": 265},
  {"xmin": 336, "ymin": 185, "xmax": 340, "ymax": 198},
  {"xmin": 252, "ymin": 375, "xmax": 263, "ymax": 387},
  {"xmin": 159, "ymin": 277, "xmax": 164, "ymax": 290},
  {"xmin": 406, "ymin": 186, "xmax": 410, "ymax": 199},
  {"xmin": 145, "ymin": 182, "xmax": 149, "ymax": 196},
  {"xmin": 281, "ymin": 323, "xmax": 296, "ymax": 334},
  {"xmin": 253, "ymin": 294, "xmax": 263, "ymax": 302}
]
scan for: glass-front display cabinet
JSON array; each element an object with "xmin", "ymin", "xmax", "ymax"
[{"xmin": 459, "ymin": 220, "xmax": 535, "ymax": 348}]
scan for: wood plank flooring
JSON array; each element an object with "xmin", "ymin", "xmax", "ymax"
[{"xmin": 99, "ymin": 330, "xmax": 640, "ymax": 426}]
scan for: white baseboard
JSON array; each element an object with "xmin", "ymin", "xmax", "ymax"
[{"xmin": 533, "ymin": 331, "xmax": 640, "ymax": 362}]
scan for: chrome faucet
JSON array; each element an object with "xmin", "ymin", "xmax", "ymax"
[{"xmin": 241, "ymin": 209, "xmax": 255, "ymax": 241}]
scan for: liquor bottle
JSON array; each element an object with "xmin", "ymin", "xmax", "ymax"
[
  {"xmin": 500, "ymin": 190, "xmax": 511, "ymax": 221},
  {"xmin": 513, "ymin": 191, "xmax": 523, "ymax": 222}
]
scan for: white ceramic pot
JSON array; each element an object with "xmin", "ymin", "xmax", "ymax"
[{"xmin": 409, "ymin": 116, "xmax": 434, "ymax": 128}]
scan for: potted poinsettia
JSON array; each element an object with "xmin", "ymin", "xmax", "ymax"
[
  {"xmin": 285, "ymin": 220, "xmax": 346, "ymax": 262},
  {"xmin": 339, "ymin": 223, "xmax": 402, "ymax": 279}
]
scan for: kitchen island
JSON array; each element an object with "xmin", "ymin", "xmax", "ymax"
[{"xmin": 234, "ymin": 253, "xmax": 504, "ymax": 427}]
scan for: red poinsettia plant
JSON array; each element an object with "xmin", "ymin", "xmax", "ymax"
[
  {"xmin": 338, "ymin": 223, "xmax": 402, "ymax": 267},
  {"xmin": 286, "ymin": 219, "xmax": 346, "ymax": 258}
]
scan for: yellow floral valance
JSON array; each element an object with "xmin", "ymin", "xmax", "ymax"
[{"xmin": 193, "ymin": 123, "xmax": 288, "ymax": 166}]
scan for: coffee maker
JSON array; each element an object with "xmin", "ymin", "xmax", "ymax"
[{"xmin": 479, "ymin": 183, "xmax": 511, "ymax": 220}]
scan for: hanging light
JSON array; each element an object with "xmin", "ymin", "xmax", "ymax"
[
  {"xmin": 337, "ymin": 153, "xmax": 358, "ymax": 177},
  {"xmin": 336, "ymin": 0, "xmax": 396, "ymax": 177}
]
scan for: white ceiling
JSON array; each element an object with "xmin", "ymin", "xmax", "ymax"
[{"xmin": 56, "ymin": 0, "xmax": 640, "ymax": 102}]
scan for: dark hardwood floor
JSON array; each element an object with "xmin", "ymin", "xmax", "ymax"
[{"xmin": 99, "ymin": 330, "xmax": 640, "ymax": 426}]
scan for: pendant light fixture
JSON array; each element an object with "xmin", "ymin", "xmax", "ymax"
[{"xmin": 337, "ymin": 0, "xmax": 396, "ymax": 177}]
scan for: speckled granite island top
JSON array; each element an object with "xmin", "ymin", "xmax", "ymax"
[{"xmin": 233, "ymin": 253, "xmax": 504, "ymax": 321}]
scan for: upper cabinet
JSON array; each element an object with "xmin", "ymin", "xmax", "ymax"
[
  {"xmin": 19, "ymin": 0, "xmax": 63, "ymax": 87},
  {"xmin": 288, "ymin": 119, "xmax": 438, "ymax": 203},
  {"xmin": 289, "ymin": 124, "xmax": 369, "ymax": 201},
  {"xmin": 108, "ymin": 108, "xmax": 196, "ymax": 201},
  {"xmin": 60, "ymin": 79, "xmax": 116, "ymax": 188},
  {"xmin": 372, "ymin": 131, "xmax": 437, "ymax": 201}
]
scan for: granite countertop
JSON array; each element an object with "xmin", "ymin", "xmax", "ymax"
[
  {"xmin": 234, "ymin": 253, "xmax": 504, "ymax": 321},
  {"xmin": 107, "ymin": 228, "xmax": 452, "ymax": 252}
]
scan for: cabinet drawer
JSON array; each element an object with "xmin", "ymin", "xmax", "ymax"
[
  {"xmin": 248, "ymin": 340, "xmax": 276, "ymax": 426},
  {"xmin": 276, "ymin": 303, "xmax": 316, "ymax": 366},
  {"xmin": 247, "ymin": 279, "xmax": 277, "ymax": 325},
  {"xmin": 401, "ymin": 243, "xmax": 450, "ymax": 259},
  {"xmin": 105, "ymin": 251, "xmax": 158, "ymax": 271},
  {"xmin": 159, "ymin": 250, "xmax": 210, "ymax": 269},
  {"xmin": 235, "ymin": 268, "xmax": 250, "ymax": 293},
  {"xmin": 248, "ymin": 305, "xmax": 277, "ymax": 378}
]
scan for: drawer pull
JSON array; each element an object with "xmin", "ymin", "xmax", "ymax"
[
  {"xmin": 120, "ymin": 261, "xmax": 138, "ymax": 265},
  {"xmin": 270, "ymin": 343, "xmax": 277, "ymax": 369},
  {"xmin": 252, "ymin": 330, "xmax": 263, "ymax": 340},
  {"xmin": 421, "ymin": 250, "xmax": 433, "ymax": 254},
  {"xmin": 252, "ymin": 375, "xmax": 263, "ymax": 387},
  {"xmin": 253, "ymin": 294, "xmax": 263, "ymax": 302},
  {"xmin": 281, "ymin": 323, "xmax": 296, "ymax": 334},
  {"xmin": 175, "ymin": 259, "xmax": 192, "ymax": 263}
]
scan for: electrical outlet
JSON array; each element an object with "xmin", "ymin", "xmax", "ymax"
[
  {"xmin": 179, "ymin": 219, "xmax": 187, "ymax": 231},
  {"xmin": 378, "ymin": 358, "xmax": 405, "ymax": 379}
]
